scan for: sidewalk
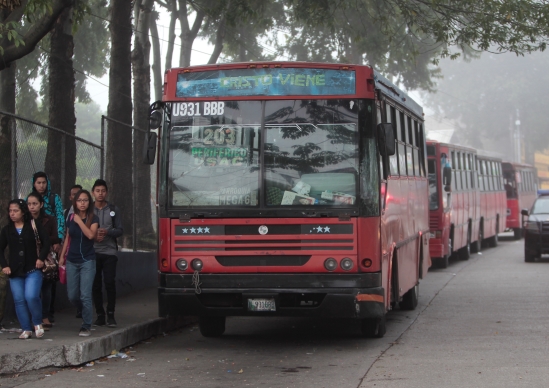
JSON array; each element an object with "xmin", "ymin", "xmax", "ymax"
[{"xmin": 0, "ymin": 287, "xmax": 194, "ymax": 375}]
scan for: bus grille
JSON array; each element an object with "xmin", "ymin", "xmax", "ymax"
[{"xmin": 429, "ymin": 214, "xmax": 439, "ymax": 230}]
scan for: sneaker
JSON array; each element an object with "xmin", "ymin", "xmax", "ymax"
[
  {"xmin": 93, "ymin": 315, "xmax": 106, "ymax": 327},
  {"xmin": 107, "ymin": 314, "xmax": 117, "ymax": 328},
  {"xmin": 78, "ymin": 328, "xmax": 91, "ymax": 337}
]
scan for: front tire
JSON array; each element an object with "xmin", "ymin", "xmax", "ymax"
[
  {"xmin": 400, "ymin": 283, "xmax": 419, "ymax": 310},
  {"xmin": 199, "ymin": 316, "xmax": 226, "ymax": 337},
  {"xmin": 360, "ymin": 315, "xmax": 386, "ymax": 338},
  {"xmin": 525, "ymin": 247, "xmax": 537, "ymax": 263},
  {"xmin": 459, "ymin": 229, "xmax": 471, "ymax": 260},
  {"xmin": 471, "ymin": 224, "xmax": 483, "ymax": 253},
  {"xmin": 489, "ymin": 220, "xmax": 499, "ymax": 247}
]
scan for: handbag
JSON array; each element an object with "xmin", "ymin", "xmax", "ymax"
[
  {"xmin": 31, "ymin": 219, "xmax": 59, "ymax": 281},
  {"xmin": 58, "ymin": 265, "xmax": 67, "ymax": 285}
]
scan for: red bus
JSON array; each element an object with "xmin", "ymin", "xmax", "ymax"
[
  {"xmin": 427, "ymin": 142, "xmax": 506, "ymax": 267},
  {"xmin": 476, "ymin": 154, "xmax": 507, "ymax": 247},
  {"xmin": 145, "ymin": 62, "xmax": 430, "ymax": 338},
  {"xmin": 502, "ymin": 162, "xmax": 538, "ymax": 239}
]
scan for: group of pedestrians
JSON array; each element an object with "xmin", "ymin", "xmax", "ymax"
[{"xmin": 0, "ymin": 172, "xmax": 123, "ymax": 339}]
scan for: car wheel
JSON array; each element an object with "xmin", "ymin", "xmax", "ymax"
[{"xmin": 524, "ymin": 246, "xmax": 537, "ymax": 263}]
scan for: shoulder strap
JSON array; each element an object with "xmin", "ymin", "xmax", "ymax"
[{"xmin": 30, "ymin": 219, "xmax": 41, "ymax": 256}]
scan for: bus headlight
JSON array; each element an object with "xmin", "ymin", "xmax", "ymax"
[
  {"xmin": 191, "ymin": 258, "xmax": 204, "ymax": 271},
  {"xmin": 340, "ymin": 258, "xmax": 354, "ymax": 271},
  {"xmin": 176, "ymin": 259, "xmax": 188, "ymax": 271},
  {"xmin": 324, "ymin": 258, "xmax": 338, "ymax": 271}
]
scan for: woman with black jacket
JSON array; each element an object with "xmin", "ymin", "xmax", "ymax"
[
  {"xmin": 0, "ymin": 199, "xmax": 50, "ymax": 339},
  {"xmin": 27, "ymin": 192, "xmax": 60, "ymax": 330}
]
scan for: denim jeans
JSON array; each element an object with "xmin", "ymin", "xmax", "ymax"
[
  {"xmin": 9, "ymin": 270, "xmax": 43, "ymax": 331},
  {"xmin": 66, "ymin": 260, "xmax": 96, "ymax": 330},
  {"xmin": 93, "ymin": 254, "xmax": 118, "ymax": 316}
]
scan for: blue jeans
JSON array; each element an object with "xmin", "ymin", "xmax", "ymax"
[
  {"xmin": 10, "ymin": 270, "xmax": 43, "ymax": 331},
  {"xmin": 66, "ymin": 260, "xmax": 96, "ymax": 330}
]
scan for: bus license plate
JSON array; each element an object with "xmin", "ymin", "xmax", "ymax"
[{"xmin": 248, "ymin": 298, "xmax": 276, "ymax": 312}]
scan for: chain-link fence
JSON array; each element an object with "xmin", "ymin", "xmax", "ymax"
[{"xmin": 2, "ymin": 110, "xmax": 156, "ymax": 252}]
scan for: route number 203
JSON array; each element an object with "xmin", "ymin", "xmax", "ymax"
[{"xmin": 172, "ymin": 101, "xmax": 225, "ymax": 117}]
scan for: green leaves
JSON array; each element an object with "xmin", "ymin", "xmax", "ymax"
[{"xmin": 0, "ymin": 21, "xmax": 25, "ymax": 55}]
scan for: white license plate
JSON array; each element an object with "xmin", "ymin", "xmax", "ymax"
[{"xmin": 247, "ymin": 298, "xmax": 276, "ymax": 312}]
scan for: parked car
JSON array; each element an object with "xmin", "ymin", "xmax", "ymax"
[{"xmin": 522, "ymin": 195, "xmax": 549, "ymax": 262}]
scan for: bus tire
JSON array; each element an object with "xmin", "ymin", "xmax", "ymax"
[
  {"xmin": 513, "ymin": 228, "xmax": 522, "ymax": 240},
  {"xmin": 459, "ymin": 227, "xmax": 471, "ymax": 260},
  {"xmin": 489, "ymin": 220, "xmax": 500, "ymax": 247},
  {"xmin": 471, "ymin": 222, "xmax": 483, "ymax": 253},
  {"xmin": 199, "ymin": 316, "xmax": 226, "ymax": 337},
  {"xmin": 400, "ymin": 283, "xmax": 419, "ymax": 310},
  {"xmin": 360, "ymin": 315, "xmax": 386, "ymax": 338},
  {"xmin": 436, "ymin": 255, "xmax": 449, "ymax": 269}
]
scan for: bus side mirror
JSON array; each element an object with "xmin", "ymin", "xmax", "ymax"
[
  {"xmin": 443, "ymin": 166, "xmax": 452, "ymax": 186},
  {"xmin": 377, "ymin": 123, "xmax": 395, "ymax": 156},
  {"xmin": 149, "ymin": 110, "xmax": 162, "ymax": 130},
  {"xmin": 521, "ymin": 209, "xmax": 529, "ymax": 216},
  {"xmin": 444, "ymin": 185, "xmax": 451, "ymax": 193},
  {"xmin": 143, "ymin": 132, "xmax": 157, "ymax": 165}
]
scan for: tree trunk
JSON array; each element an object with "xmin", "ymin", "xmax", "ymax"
[
  {"xmin": 132, "ymin": 0, "xmax": 155, "ymax": 248},
  {"xmin": 45, "ymin": 6, "xmax": 76, "ymax": 204},
  {"xmin": 207, "ymin": 1, "xmax": 230, "ymax": 65},
  {"xmin": 150, "ymin": 11, "xmax": 163, "ymax": 101},
  {"xmin": 178, "ymin": 0, "xmax": 205, "ymax": 67},
  {"xmin": 164, "ymin": 0, "xmax": 177, "ymax": 70},
  {"xmin": 0, "ymin": 62, "xmax": 16, "ymax": 226},
  {"xmin": 107, "ymin": 0, "xmax": 133, "ymax": 248}
]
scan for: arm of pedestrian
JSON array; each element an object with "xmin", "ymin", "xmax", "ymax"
[
  {"xmin": 36, "ymin": 220, "xmax": 51, "ymax": 261},
  {"xmin": 75, "ymin": 215, "xmax": 99, "ymax": 240},
  {"xmin": 59, "ymin": 228, "xmax": 70, "ymax": 266},
  {"xmin": 107, "ymin": 206, "xmax": 124, "ymax": 238}
]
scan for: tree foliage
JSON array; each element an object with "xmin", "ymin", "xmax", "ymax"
[{"xmin": 422, "ymin": 51, "xmax": 549, "ymax": 160}]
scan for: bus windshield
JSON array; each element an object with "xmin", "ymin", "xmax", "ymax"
[
  {"xmin": 168, "ymin": 99, "xmax": 360, "ymax": 208},
  {"xmin": 428, "ymin": 159, "xmax": 438, "ymax": 210}
]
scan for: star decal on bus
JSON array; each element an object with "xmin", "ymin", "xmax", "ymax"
[
  {"xmin": 181, "ymin": 227, "xmax": 211, "ymax": 234},
  {"xmin": 309, "ymin": 226, "xmax": 331, "ymax": 233}
]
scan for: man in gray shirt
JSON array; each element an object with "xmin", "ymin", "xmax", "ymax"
[{"xmin": 91, "ymin": 179, "xmax": 123, "ymax": 327}]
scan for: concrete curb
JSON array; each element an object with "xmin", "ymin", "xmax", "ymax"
[{"xmin": 0, "ymin": 316, "xmax": 197, "ymax": 375}]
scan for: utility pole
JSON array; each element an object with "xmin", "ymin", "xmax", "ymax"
[{"xmin": 515, "ymin": 109, "xmax": 521, "ymax": 163}]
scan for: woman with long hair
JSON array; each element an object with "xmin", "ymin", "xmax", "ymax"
[
  {"xmin": 0, "ymin": 199, "xmax": 50, "ymax": 339},
  {"xmin": 27, "ymin": 192, "xmax": 60, "ymax": 329},
  {"xmin": 59, "ymin": 189, "xmax": 99, "ymax": 337}
]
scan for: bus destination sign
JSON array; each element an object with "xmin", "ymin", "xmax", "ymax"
[{"xmin": 176, "ymin": 68, "xmax": 356, "ymax": 98}]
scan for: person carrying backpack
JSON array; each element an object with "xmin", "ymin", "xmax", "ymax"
[{"xmin": 91, "ymin": 179, "xmax": 123, "ymax": 327}]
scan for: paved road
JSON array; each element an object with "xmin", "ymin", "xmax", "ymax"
[{"xmin": 3, "ymin": 234, "xmax": 548, "ymax": 388}]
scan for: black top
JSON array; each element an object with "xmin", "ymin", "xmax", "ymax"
[{"xmin": 0, "ymin": 220, "xmax": 51, "ymax": 277}]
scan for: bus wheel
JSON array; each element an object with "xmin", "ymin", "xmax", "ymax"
[
  {"xmin": 471, "ymin": 224, "xmax": 483, "ymax": 253},
  {"xmin": 360, "ymin": 315, "xmax": 386, "ymax": 338},
  {"xmin": 199, "ymin": 316, "xmax": 226, "ymax": 337},
  {"xmin": 513, "ymin": 228, "xmax": 522, "ymax": 240},
  {"xmin": 459, "ymin": 229, "xmax": 471, "ymax": 260},
  {"xmin": 400, "ymin": 283, "xmax": 419, "ymax": 310},
  {"xmin": 489, "ymin": 221, "xmax": 500, "ymax": 247},
  {"xmin": 436, "ymin": 255, "xmax": 449, "ymax": 269}
]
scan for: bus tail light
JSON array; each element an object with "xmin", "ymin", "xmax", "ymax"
[
  {"xmin": 341, "ymin": 258, "xmax": 354, "ymax": 271},
  {"xmin": 361, "ymin": 258, "xmax": 372, "ymax": 268},
  {"xmin": 176, "ymin": 259, "xmax": 188, "ymax": 271},
  {"xmin": 191, "ymin": 259, "xmax": 204, "ymax": 271},
  {"xmin": 324, "ymin": 258, "xmax": 337, "ymax": 271}
]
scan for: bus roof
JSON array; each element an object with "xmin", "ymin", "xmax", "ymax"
[{"xmin": 164, "ymin": 61, "xmax": 423, "ymax": 117}]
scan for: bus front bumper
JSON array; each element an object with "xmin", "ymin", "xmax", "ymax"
[{"xmin": 158, "ymin": 273, "xmax": 385, "ymax": 319}]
